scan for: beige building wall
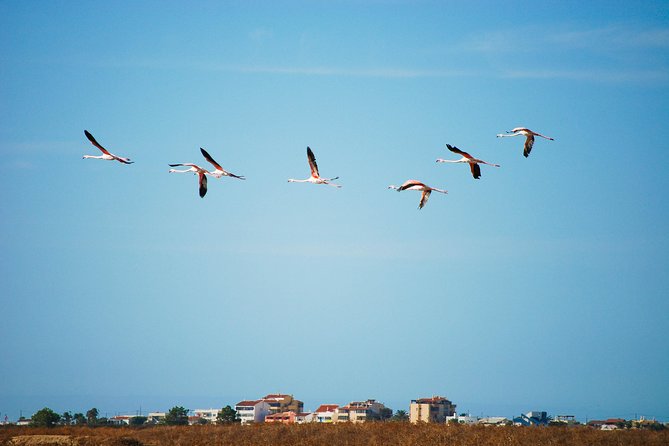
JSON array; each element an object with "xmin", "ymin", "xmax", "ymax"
[{"xmin": 409, "ymin": 397, "xmax": 456, "ymax": 423}]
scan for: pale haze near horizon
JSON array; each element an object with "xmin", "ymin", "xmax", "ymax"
[{"xmin": 1, "ymin": 1, "xmax": 668, "ymax": 422}]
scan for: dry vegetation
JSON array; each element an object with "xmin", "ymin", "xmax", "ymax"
[{"xmin": 2, "ymin": 423, "xmax": 668, "ymax": 446}]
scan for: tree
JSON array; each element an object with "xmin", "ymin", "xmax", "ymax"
[
  {"xmin": 86, "ymin": 408, "xmax": 99, "ymax": 425},
  {"xmin": 379, "ymin": 408, "xmax": 393, "ymax": 421},
  {"xmin": 390, "ymin": 410, "xmax": 409, "ymax": 422},
  {"xmin": 129, "ymin": 416, "xmax": 147, "ymax": 426},
  {"xmin": 164, "ymin": 406, "xmax": 189, "ymax": 425},
  {"xmin": 61, "ymin": 411, "xmax": 72, "ymax": 425},
  {"xmin": 73, "ymin": 413, "xmax": 86, "ymax": 425},
  {"xmin": 216, "ymin": 406, "xmax": 240, "ymax": 424},
  {"xmin": 30, "ymin": 407, "xmax": 61, "ymax": 427}
]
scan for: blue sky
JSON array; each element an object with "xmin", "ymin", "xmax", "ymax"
[{"xmin": 1, "ymin": 0, "xmax": 668, "ymax": 422}]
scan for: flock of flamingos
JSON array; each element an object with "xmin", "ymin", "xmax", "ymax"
[{"xmin": 82, "ymin": 127, "xmax": 555, "ymax": 209}]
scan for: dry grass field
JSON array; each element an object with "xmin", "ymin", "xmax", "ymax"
[{"xmin": 2, "ymin": 423, "xmax": 668, "ymax": 446}]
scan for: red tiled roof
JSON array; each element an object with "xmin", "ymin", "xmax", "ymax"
[
  {"xmin": 315, "ymin": 404, "xmax": 339, "ymax": 413},
  {"xmin": 236, "ymin": 400, "xmax": 261, "ymax": 406}
]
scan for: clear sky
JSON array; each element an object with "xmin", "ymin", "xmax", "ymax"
[{"xmin": 1, "ymin": 0, "xmax": 668, "ymax": 422}]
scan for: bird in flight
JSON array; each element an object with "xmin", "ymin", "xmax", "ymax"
[
  {"xmin": 82, "ymin": 130, "xmax": 133, "ymax": 164},
  {"xmin": 436, "ymin": 144, "xmax": 500, "ymax": 179},
  {"xmin": 288, "ymin": 147, "xmax": 341, "ymax": 188},
  {"xmin": 199, "ymin": 147, "xmax": 245, "ymax": 180},
  {"xmin": 496, "ymin": 127, "xmax": 554, "ymax": 157},
  {"xmin": 388, "ymin": 180, "xmax": 447, "ymax": 209},
  {"xmin": 168, "ymin": 163, "xmax": 210, "ymax": 198}
]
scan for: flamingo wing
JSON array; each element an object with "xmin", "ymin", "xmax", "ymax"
[
  {"xmin": 419, "ymin": 190, "xmax": 431, "ymax": 209},
  {"xmin": 84, "ymin": 130, "xmax": 111, "ymax": 155},
  {"xmin": 200, "ymin": 147, "xmax": 223, "ymax": 170},
  {"xmin": 470, "ymin": 163, "xmax": 481, "ymax": 179},
  {"xmin": 198, "ymin": 172, "xmax": 208, "ymax": 198},
  {"xmin": 446, "ymin": 144, "xmax": 472, "ymax": 159},
  {"xmin": 523, "ymin": 134, "xmax": 535, "ymax": 157},
  {"xmin": 306, "ymin": 147, "xmax": 320, "ymax": 178}
]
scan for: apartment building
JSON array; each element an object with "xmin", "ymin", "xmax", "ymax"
[
  {"xmin": 262, "ymin": 394, "xmax": 304, "ymax": 415},
  {"xmin": 409, "ymin": 396, "xmax": 456, "ymax": 423},
  {"xmin": 235, "ymin": 400, "xmax": 271, "ymax": 424},
  {"xmin": 337, "ymin": 399, "xmax": 389, "ymax": 423}
]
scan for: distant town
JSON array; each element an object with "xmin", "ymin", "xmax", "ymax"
[{"xmin": 2, "ymin": 394, "xmax": 666, "ymax": 431}]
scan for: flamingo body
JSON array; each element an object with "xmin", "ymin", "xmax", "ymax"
[
  {"xmin": 288, "ymin": 147, "xmax": 341, "ymax": 187},
  {"xmin": 436, "ymin": 144, "xmax": 500, "ymax": 179},
  {"xmin": 200, "ymin": 147, "xmax": 245, "ymax": 180},
  {"xmin": 496, "ymin": 127, "xmax": 554, "ymax": 157},
  {"xmin": 388, "ymin": 179, "xmax": 447, "ymax": 209},
  {"xmin": 82, "ymin": 130, "xmax": 133, "ymax": 164},
  {"xmin": 168, "ymin": 163, "xmax": 209, "ymax": 198}
]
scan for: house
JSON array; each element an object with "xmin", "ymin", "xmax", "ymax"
[
  {"xmin": 477, "ymin": 417, "xmax": 509, "ymax": 426},
  {"xmin": 513, "ymin": 411, "xmax": 549, "ymax": 426},
  {"xmin": 337, "ymin": 399, "xmax": 389, "ymax": 423},
  {"xmin": 314, "ymin": 404, "xmax": 339, "ymax": 423},
  {"xmin": 587, "ymin": 418, "xmax": 625, "ymax": 430},
  {"xmin": 265, "ymin": 411, "xmax": 297, "ymax": 424},
  {"xmin": 446, "ymin": 413, "xmax": 478, "ymax": 425},
  {"xmin": 109, "ymin": 415, "xmax": 133, "ymax": 426},
  {"xmin": 262, "ymin": 394, "xmax": 304, "ymax": 415},
  {"xmin": 553, "ymin": 415, "xmax": 578, "ymax": 425},
  {"xmin": 409, "ymin": 396, "xmax": 456, "ymax": 423},
  {"xmin": 295, "ymin": 412, "xmax": 314, "ymax": 423},
  {"xmin": 192, "ymin": 409, "xmax": 219, "ymax": 424},
  {"xmin": 188, "ymin": 415, "xmax": 207, "ymax": 425},
  {"xmin": 147, "ymin": 412, "xmax": 165, "ymax": 424},
  {"xmin": 235, "ymin": 400, "xmax": 271, "ymax": 424},
  {"xmin": 16, "ymin": 418, "xmax": 31, "ymax": 426}
]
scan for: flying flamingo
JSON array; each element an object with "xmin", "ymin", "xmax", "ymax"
[
  {"xmin": 82, "ymin": 130, "xmax": 133, "ymax": 164},
  {"xmin": 168, "ymin": 163, "xmax": 210, "ymax": 198},
  {"xmin": 388, "ymin": 180, "xmax": 447, "ymax": 210},
  {"xmin": 287, "ymin": 147, "xmax": 341, "ymax": 188},
  {"xmin": 200, "ymin": 147, "xmax": 245, "ymax": 180},
  {"xmin": 436, "ymin": 144, "xmax": 500, "ymax": 179},
  {"xmin": 496, "ymin": 127, "xmax": 554, "ymax": 157}
]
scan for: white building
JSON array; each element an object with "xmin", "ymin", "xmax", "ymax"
[
  {"xmin": 446, "ymin": 413, "xmax": 478, "ymax": 425},
  {"xmin": 235, "ymin": 400, "xmax": 271, "ymax": 424},
  {"xmin": 147, "ymin": 412, "xmax": 166, "ymax": 424},
  {"xmin": 313, "ymin": 404, "xmax": 339, "ymax": 423},
  {"xmin": 109, "ymin": 415, "xmax": 133, "ymax": 426},
  {"xmin": 295, "ymin": 412, "xmax": 314, "ymax": 424},
  {"xmin": 478, "ymin": 416, "xmax": 509, "ymax": 426},
  {"xmin": 192, "ymin": 409, "xmax": 219, "ymax": 424}
]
